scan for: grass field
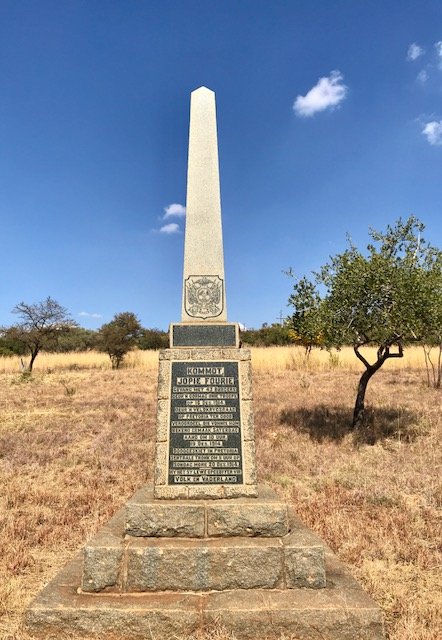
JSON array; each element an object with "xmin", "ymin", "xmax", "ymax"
[
  {"xmin": 0, "ymin": 344, "xmax": 430, "ymax": 374},
  {"xmin": 0, "ymin": 346, "xmax": 441, "ymax": 639}
]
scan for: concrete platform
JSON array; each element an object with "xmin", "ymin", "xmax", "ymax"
[{"xmin": 26, "ymin": 547, "xmax": 384, "ymax": 639}]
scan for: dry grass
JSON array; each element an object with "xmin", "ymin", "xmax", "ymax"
[
  {"xmin": 0, "ymin": 348, "xmax": 440, "ymax": 640},
  {"xmin": 251, "ymin": 344, "xmax": 428, "ymax": 372},
  {"xmin": 0, "ymin": 349, "xmax": 159, "ymax": 374},
  {"xmin": 0, "ymin": 345, "xmax": 428, "ymax": 375}
]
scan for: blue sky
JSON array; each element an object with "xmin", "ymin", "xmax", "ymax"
[{"xmin": 1, "ymin": 1, "xmax": 442, "ymax": 331}]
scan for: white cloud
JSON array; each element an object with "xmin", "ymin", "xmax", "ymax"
[
  {"xmin": 164, "ymin": 203, "xmax": 186, "ymax": 218},
  {"xmin": 407, "ymin": 42, "xmax": 424, "ymax": 61},
  {"xmin": 159, "ymin": 222, "xmax": 180, "ymax": 234},
  {"xmin": 78, "ymin": 311, "xmax": 103, "ymax": 318},
  {"xmin": 422, "ymin": 120, "xmax": 442, "ymax": 145},
  {"xmin": 293, "ymin": 70, "xmax": 348, "ymax": 117},
  {"xmin": 417, "ymin": 69, "xmax": 428, "ymax": 83},
  {"xmin": 435, "ymin": 41, "xmax": 442, "ymax": 68}
]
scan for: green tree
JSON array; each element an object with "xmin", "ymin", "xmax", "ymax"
[
  {"xmin": 241, "ymin": 323, "xmax": 293, "ymax": 347},
  {"xmin": 3, "ymin": 297, "xmax": 77, "ymax": 371},
  {"xmin": 0, "ymin": 332, "xmax": 28, "ymax": 357},
  {"xmin": 287, "ymin": 276, "xmax": 324, "ymax": 356},
  {"xmin": 98, "ymin": 312, "xmax": 142, "ymax": 369},
  {"xmin": 288, "ymin": 217, "xmax": 442, "ymax": 430},
  {"xmin": 55, "ymin": 327, "xmax": 99, "ymax": 352},
  {"xmin": 137, "ymin": 328, "xmax": 169, "ymax": 350},
  {"xmin": 413, "ymin": 249, "xmax": 442, "ymax": 388}
]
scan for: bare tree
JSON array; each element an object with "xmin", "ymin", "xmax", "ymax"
[{"xmin": 5, "ymin": 297, "xmax": 77, "ymax": 371}]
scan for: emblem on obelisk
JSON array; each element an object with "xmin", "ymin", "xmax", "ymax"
[{"xmin": 185, "ymin": 275, "xmax": 224, "ymax": 319}]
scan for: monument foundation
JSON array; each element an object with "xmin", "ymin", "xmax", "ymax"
[{"xmin": 26, "ymin": 87, "xmax": 385, "ymax": 639}]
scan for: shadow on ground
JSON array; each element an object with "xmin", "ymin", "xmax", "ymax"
[{"xmin": 279, "ymin": 405, "xmax": 420, "ymax": 445}]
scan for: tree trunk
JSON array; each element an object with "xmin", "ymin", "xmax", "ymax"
[
  {"xmin": 352, "ymin": 341, "xmax": 404, "ymax": 430},
  {"xmin": 28, "ymin": 349, "xmax": 39, "ymax": 372},
  {"xmin": 352, "ymin": 367, "xmax": 376, "ymax": 430}
]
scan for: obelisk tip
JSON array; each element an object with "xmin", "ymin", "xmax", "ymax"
[{"xmin": 192, "ymin": 86, "xmax": 214, "ymax": 95}]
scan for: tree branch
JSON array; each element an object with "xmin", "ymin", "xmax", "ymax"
[{"xmin": 354, "ymin": 344, "xmax": 371, "ymax": 369}]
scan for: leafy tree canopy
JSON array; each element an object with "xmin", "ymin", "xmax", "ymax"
[
  {"xmin": 241, "ymin": 323, "xmax": 293, "ymax": 347},
  {"xmin": 97, "ymin": 312, "xmax": 142, "ymax": 369},
  {"xmin": 287, "ymin": 276, "xmax": 324, "ymax": 355},
  {"xmin": 138, "ymin": 328, "xmax": 169, "ymax": 350}
]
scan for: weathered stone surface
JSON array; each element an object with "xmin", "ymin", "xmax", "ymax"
[
  {"xmin": 126, "ymin": 487, "xmax": 205, "ymax": 537},
  {"xmin": 81, "ymin": 510, "xmax": 124, "ymax": 591},
  {"xmin": 207, "ymin": 543, "xmax": 282, "ymax": 590},
  {"xmin": 27, "ymin": 556, "xmax": 202, "ymax": 639},
  {"xmin": 126, "ymin": 544, "xmax": 208, "ymax": 591},
  {"xmin": 157, "ymin": 361, "xmax": 170, "ymax": 399},
  {"xmin": 126, "ymin": 503, "xmax": 206, "ymax": 537},
  {"xmin": 207, "ymin": 501, "xmax": 288, "ymax": 537},
  {"xmin": 154, "ymin": 485, "xmax": 189, "ymax": 499},
  {"xmin": 223, "ymin": 347, "xmax": 251, "ymax": 360},
  {"xmin": 128, "ymin": 484, "xmax": 287, "ymax": 537},
  {"xmin": 168, "ymin": 347, "xmax": 251, "ymax": 361},
  {"xmin": 242, "ymin": 439, "xmax": 257, "ymax": 484},
  {"xmin": 125, "ymin": 537, "xmax": 283, "ymax": 591},
  {"xmin": 153, "ymin": 442, "xmax": 167, "ymax": 485},
  {"xmin": 204, "ymin": 579, "xmax": 385, "ymax": 640},
  {"xmin": 27, "ymin": 546, "xmax": 384, "ymax": 639},
  {"xmin": 241, "ymin": 399, "xmax": 254, "ymax": 440},
  {"xmin": 189, "ymin": 347, "xmax": 225, "ymax": 360},
  {"xmin": 80, "ymin": 511, "xmax": 125, "ymax": 593},
  {"xmin": 186, "ymin": 483, "xmax": 258, "ymax": 499},
  {"xmin": 284, "ymin": 546, "xmax": 326, "ymax": 589},
  {"xmin": 154, "ymin": 479, "xmax": 259, "ymax": 500},
  {"xmin": 155, "ymin": 398, "xmax": 169, "ymax": 441},
  {"xmin": 82, "ymin": 532, "xmax": 123, "ymax": 593},
  {"xmin": 81, "ymin": 488, "xmax": 324, "ymax": 592},
  {"xmin": 239, "ymin": 360, "xmax": 253, "ymax": 400},
  {"xmin": 159, "ymin": 348, "xmax": 192, "ymax": 360}
]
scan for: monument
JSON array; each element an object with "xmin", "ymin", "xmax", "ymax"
[
  {"xmin": 26, "ymin": 87, "xmax": 385, "ymax": 639},
  {"xmin": 155, "ymin": 86, "xmax": 257, "ymax": 501}
]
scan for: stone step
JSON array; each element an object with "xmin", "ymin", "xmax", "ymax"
[
  {"xmin": 82, "ymin": 527, "xmax": 325, "ymax": 593},
  {"xmin": 126, "ymin": 484, "xmax": 289, "ymax": 538},
  {"xmin": 81, "ymin": 496, "xmax": 326, "ymax": 593},
  {"xmin": 27, "ymin": 549, "xmax": 385, "ymax": 640}
]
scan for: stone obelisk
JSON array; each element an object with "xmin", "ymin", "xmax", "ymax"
[
  {"xmin": 170, "ymin": 86, "xmax": 239, "ymax": 348},
  {"xmin": 182, "ymin": 86, "xmax": 227, "ymax": 323},
  {"xmin": 156, "ymin": 86, "xmax": 256, "ymax": 498}
]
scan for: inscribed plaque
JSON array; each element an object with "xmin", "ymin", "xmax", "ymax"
[{"xmin": 168, "ymin": 361, "xmax": 243, "ymax": 485}]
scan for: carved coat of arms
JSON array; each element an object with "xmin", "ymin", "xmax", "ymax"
[{"xmin": 185, "ymin": 275, "xmax": 224, "ymax": 319}]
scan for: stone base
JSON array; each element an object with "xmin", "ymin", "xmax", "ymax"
[
  {"xmin": 82, "ymin": 486, "xmax": 326, "ymax": 593},
  {"xmin": 26, "ymin": 484, "xmax": 385, "ymax": 639},
  {"xmin": 26, "ymin": 549, "xmax": 384, "ymax": 640}
]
